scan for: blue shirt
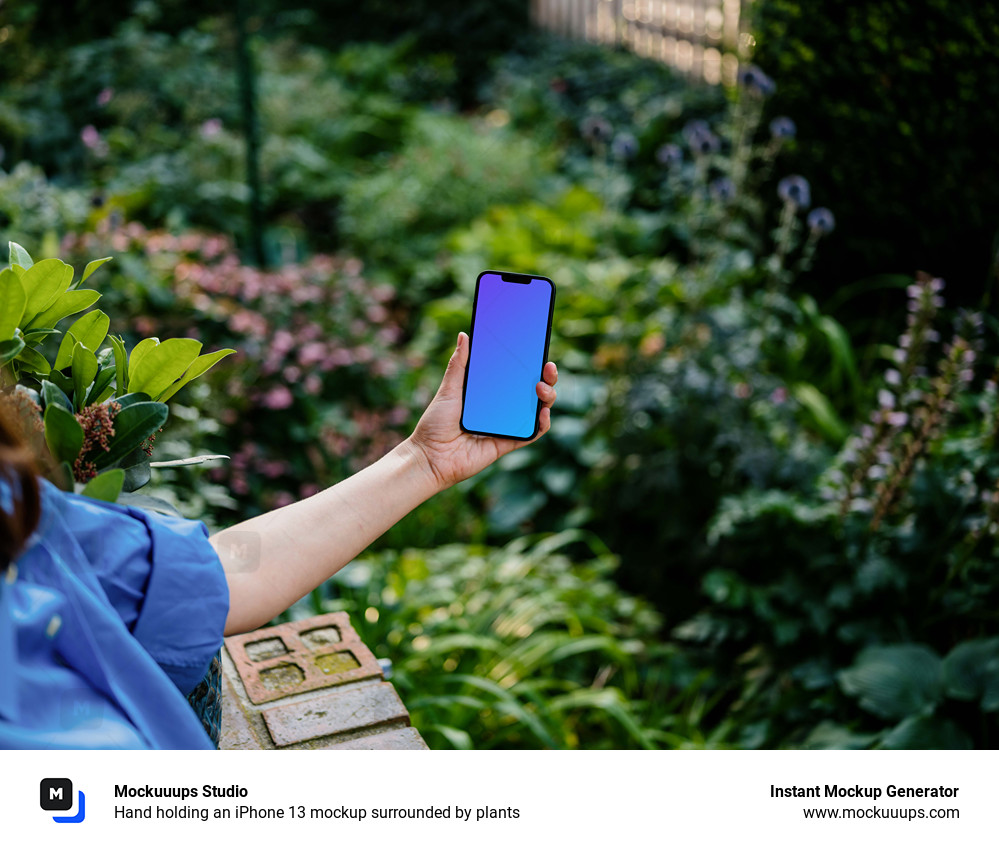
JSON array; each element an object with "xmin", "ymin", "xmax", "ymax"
[{"xmin": 0, "ymin": 480, "xmax": 229, "ymax": 749}]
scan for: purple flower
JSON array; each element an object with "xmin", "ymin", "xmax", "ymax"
[
  {"xmin": 709, "ymin": 177, "xmax": 735, "ymax": 202},
  {"xmin": 682, "ymin": 119, "xmax": 711, "ymax": 147},
  {"xmin": 611, "ymin": 132, "xmax": 639, "ymax": 160},
  {"xmin": 96, "ymin": 87, "xmax": 114, "ymax": 107},
  {"xmin": 769, "ymin": 116, "xmax": 796, "ymax": 139},
  {"xmin": 738, "ymin": 64, "xmax": 776, "ymax": 97},
  {"xmin": 656, "ymin": 143, "xmax": 683, "ymax": 167},
  {"xmin": 777, "ymin": 175, "xmax": 811, "ymax": 209},
  {"xmin": 806, "ymin": 207, "xmax": 835, "ymax": 235},
  {"xmin": 580, "ymin": 115, "xmax": 612, "ymax": 143}
]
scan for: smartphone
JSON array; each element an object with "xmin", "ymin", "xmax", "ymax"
[{"xmin": 461, "ymin": 270, "xmax": 556, "ymax": 441}]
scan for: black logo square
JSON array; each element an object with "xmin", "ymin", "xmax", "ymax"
[{"xmin": 40, "ymin": 778, "xmax": 73, "ymax": 811}]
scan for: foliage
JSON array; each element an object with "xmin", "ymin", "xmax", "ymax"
[
  {"xmin": 682, "ymin": 279, "xmax": 999, "ymax": 748},
  {"xmin": 0, "ymin": 241, "xmax": 232, "ymax": 501},
  {"xmin": 750, "ymin": 0, "xmax": 999, "ymax": 307},
  {"xmin": 288, "ymin": 531, "xmax": 725, "ymax": 749},
  {"xmin": 339, "ymin": 112, "xmax": 558, "ymax": 302}
]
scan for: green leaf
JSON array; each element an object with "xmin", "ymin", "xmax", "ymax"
[
  {"xmin": 110, "ymin": 334, "xmax": 128, "ymax": 393},
  {"xmin": 20, "ymin": 258, "xmax": 73, "ymax": 323},
  {"xmin": 880, "ymin": 716, "xmax": 972, "ymax": 750},
  {"xmin": 55, "ymin": 310, "xmax": 109, "ymax": 370},
  {"xmin": 21, "ymin": 328, "xmax": 58, "ymax": 345},
  {"xmin": 791, "ymin": 382, "xmax": 849, "ymax": 443},
  {"xmin": 127, "ymin": 338, "xmax": 202, "ymax": 400},
  {"xmin": 122, "ymin": 460, "xmax": 151, "ymax": 492},
  {"xmin": 26, "ymin": 288, "xmax": 101, "ymax": 330},
  {"xmin": 0, "ymin": 267, "xmax": 26, "ymax": 338},
  {"xmin": 157, "ymin": 348, "xmax": 236, "ymax": 401},
  {"xmin": 41, "ymin": 379, "xmax": 74, "ymax": 412},
  {"xmin": 8, "ymin": 241, "xmax": 32, "ymax": 270},
  {"xmin": 127, "ymin": 337, "xmax": 160, "ymax": 372},
  {"xmin": 942, "ymin": 638, "xmax": 999, "ymax": 705},
  {"xmin": 80, "ymin": 468, "xmax": 124, "ymax": 503},
  {"xmin": 71, "ymin": 343, "xmax": 99, "ymax": 410},
  {"xmin": 91, "ymin": 401, "xmax": 168, "ymax": 470},
  {"xmin": 80, "ymin": 257, "xmax": 112, "ymax": 284},
  {"xmin": 14, "ymin": 345, "xmax": 51, "ymax": 376},
  {"xmin": 53, "ymin": 331, "xmax": 78, "ymax": 376},
  {"xmin": 48, "ymin": 370, "xmax": 75, "ymax": 397},
  {"xmin": 0, "ymin": 337, "xmax": 25, "ymax": 365},
  {"xmin": 85, "ymin": 366, "xmax": 115, "ymax": 407},
  {"xmin": 112, "ymin": 391, "xmax": 152, "ymax": 409},
  {"xmin": 43, "ymin": 404, "xmax": 84, "ymax": 466},
  {"xmin": 838, "ymin": 644, "xmax": 942, "ymax": 720}
]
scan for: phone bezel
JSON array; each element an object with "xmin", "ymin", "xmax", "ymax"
[{"xmin": 459, "ymin": 269, "xmax": 556, "ymax": 442}]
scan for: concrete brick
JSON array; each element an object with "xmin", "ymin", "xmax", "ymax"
[
  {"xmin": 323, "ymin": 727, "xmax": 428, "ymax": 750},
  {"xmin": 262, "ymin": 681, "xmax": 409, "ymax": 747},
  {"xmin": 224, "ymin": 612, "xmax": 381, "ymax": 704}
]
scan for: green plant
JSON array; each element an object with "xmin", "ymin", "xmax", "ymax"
[
  {"xmin": 0, "ymin": 241, "xmax": 232, "ymax": 501},
  {"xmin": 750, "ymin": 0, "xmax": 999, "ymax": 307},
  {"xmin": 290, "ymin": 531, "xmax": 726, "ymax": 749}
]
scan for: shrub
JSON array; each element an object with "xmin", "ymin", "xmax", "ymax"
[
  {"xmin": 289, "ymin": 531, "xmax": 722, "ymax": 749},
  {"xmin": 751, "ymin": 1, "xmax": 999, "ymax": 306}
]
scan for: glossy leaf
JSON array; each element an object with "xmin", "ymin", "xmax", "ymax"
[
  {"xmin": 26, "ymin": 288, "xmax": 101, "ymax": 331},
  {"xmin": 14, "ymin": 345, "xmax": 50, "ymax": 376},
  {"xmin": 20, "ymin": 258, "xmax": 73, "ymax": 323},
  {"xmin": 71, "ymin": 343, "xmax": 99, "ymax": 410},
  {"xmin": 0, "ymin": 268, "xmax": 26, "ymax": 338},
  {"xmin": 92, "ymin": 401, "xmax": 168, "ymax": 470},
  {"xmin": 110, "ymin": 334, "xmax": 128, "ymax": 393},
  {"xmin": 0, "ymin": 337, "xmax": 25, "ymax": 366},
  {"xmin": 55, "ymin": 311, "xmax": 109, "ymax": 370},
  {"xmin": 157, "ymin": 348, "xmax": 236, "ymax": 401},
  {"xmin": 43, "ymin": 404, "xmax": 84, "ymax": 466},
  {"xmin": 41, "ymin": 379, "xmax": 74, "ymax": 412},
  {"xmin": 127, "ymin": 338, "xmax": 202, "ymax": 400},
  {"xmin": 126, "ymin": 337, "xmax": 160, "ymax": 376},
  {"xmin": 85, "ymin": 366, "xmax": 116, "ymax": 407},
  {"xmin": 80, "ymin": 468, "xmax": 125, "ymax": 503},
  {"xmin": 8, "ymin": 241, "xmax": 32, "ymax": 270},
  {"xmin": 80, "ymin": 257, "xmax": 112, "ymax": 284}
]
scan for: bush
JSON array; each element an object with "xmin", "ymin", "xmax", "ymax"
[
  {"xmin": 289, "ymin": 531, "xmax": 722, "ymax": 749},
  {"xmin": 751, "ymin": 1, "xmax": 999, "ymax": 307}
]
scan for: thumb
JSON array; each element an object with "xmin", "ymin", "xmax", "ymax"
[{"xmin": 437, "ymin": 332, "xmax": 468, "ymax": 399}]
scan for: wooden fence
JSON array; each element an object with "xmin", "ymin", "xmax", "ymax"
[{"xmin": 530, "ymin": 0, "xmax": 743, "ymax": 85}]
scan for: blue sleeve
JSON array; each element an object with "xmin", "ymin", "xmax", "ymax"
[{"xmin": 57, "ymin": 486, "xmax": 230, "ymax": 695}]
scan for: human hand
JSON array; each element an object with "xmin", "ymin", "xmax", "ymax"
[{"xmin": 405, "ymin": 332, "xmax": 558, "ymax": 491}]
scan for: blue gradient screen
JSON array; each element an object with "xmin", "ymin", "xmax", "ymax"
[{"xmin": 462, "ymin": 272, "xmax": 554, "ymax": 440}]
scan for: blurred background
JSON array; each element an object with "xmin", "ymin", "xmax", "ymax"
[{"xmin": 1, "ymin": 0, "xmax": 998, "ymax": 749}]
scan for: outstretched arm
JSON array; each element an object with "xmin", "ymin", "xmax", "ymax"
[{"xmin": 213, "ymin": 332, "xmax": 558, "ymax": 635}]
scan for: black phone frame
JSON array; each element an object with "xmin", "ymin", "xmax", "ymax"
[{"xmin": 459, "ymin": 269, "xmax": 556, "ymax": 442}]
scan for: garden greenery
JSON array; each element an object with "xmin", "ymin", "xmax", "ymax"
[{"xmin": 1, "ymin": 12, "xmax": 996, "ymax": 749}]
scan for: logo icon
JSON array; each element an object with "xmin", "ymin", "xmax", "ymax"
[{"xmin": 40, "ymin": 779, "xmax": 86, "ymax": 823}]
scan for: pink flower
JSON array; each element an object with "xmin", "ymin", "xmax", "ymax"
[
  {"xmin": 96, "ymin": 87, "xmax": 114, "ymax": 106},
  {"xmin": 81, "ymin": 125, "xmax": 99, "ymax": 147},
  {"xmin": 262, "ymin": 385, "xmax": 294, "ymax": 410},
  {"xmin": 304, "ymin": 374, "xmax": 322, "ymax": 396},
  {"xmin": 200, "ymin": 118, "xmax": 223, "ymax": 138}
]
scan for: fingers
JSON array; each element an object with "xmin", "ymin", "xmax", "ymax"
[
  {"xmin": 542, "ymin": 361, "xmax": 558, "ymax": 387},
  {"xmin": 437, "ymin": 331, "xmax": 469, "ymax": 399},
  {"xmin": 536, "ymin": 380, "xmax": 557, "ymax": 408}
]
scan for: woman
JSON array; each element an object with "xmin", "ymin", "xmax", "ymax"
[{"xmin": 0, "ymin": 332, "xmax": 558, "ymax": 748}]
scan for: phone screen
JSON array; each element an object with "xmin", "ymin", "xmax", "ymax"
[{"xmin": 461, "ymin": 271, "xmax": 555, "ymax": 441}]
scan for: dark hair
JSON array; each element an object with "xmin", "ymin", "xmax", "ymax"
[{"xmin": 0, "ymin": 393, "xmax": 41, "ymax": 570}]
